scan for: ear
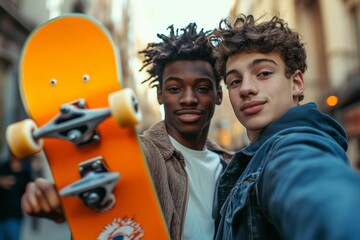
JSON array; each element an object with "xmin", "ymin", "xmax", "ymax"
[
  {"xmin": 292, "ymin": 70, "xmax": 305, "ymax": 102},
  {"xmin": 157, "ymin": 86, "xmax": 163, "ymax": 105},
  {"xmin": 216, "ymin": 86, "xmax": 223, "ymax": 105}
]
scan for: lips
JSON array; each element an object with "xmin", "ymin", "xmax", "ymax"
[
  {"xmin": 176, "ymin": 109, "xmax": 202, "ymax": 122},
  {"xmin": 240, "ymin": 101, "xmax": 265, "ymax": 115}
]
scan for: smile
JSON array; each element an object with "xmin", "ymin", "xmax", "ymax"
[
  {"xmin": 241, "ymin": 101, "xmax": 265, "ymax": 115},
  {"xmin": 176, "ymin": 110, "xmax": 202, "ymax": 122}
]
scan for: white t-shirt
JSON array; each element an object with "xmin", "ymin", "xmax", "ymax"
[{"xmin": 169, "ymin": 136, "xmax": 223, "ymax": 240}]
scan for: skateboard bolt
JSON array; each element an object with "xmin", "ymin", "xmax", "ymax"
[
  {"xmin": 78, "ymin": 100, "xmax": 86, "ymax": 108},
  {"xmin": 82, "ymin": 74, "xmax": 90, "ymax": 82},
  {"xmin": 49, "ymin": 78, "xmax": 57, "ymax": 86},
  {"xmin": 92, "ymin": 160, "xmax": 102, "ymax": 170},
  {"xmin": 86, "ymin": 192, "xmax": 100, "ymax": 205},
  {"xmin": 60, "ymin": 105, "xmax": 70, "ymax": 113},
  {"xmin": 92, "ymin": 134, "xmax": 100, "ymax": 142},
  {"xmin": 68, "ymin": 130, "xmax": 81, "ymax": 142}
]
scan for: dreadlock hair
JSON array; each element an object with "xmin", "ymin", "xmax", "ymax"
[
  {"xmin": 210, "ymin": 14, "xmax": 307, "ymax": 101},
  {"xmin": 139, "ymin": 23, "xmax": 221, "ymax": 89}
]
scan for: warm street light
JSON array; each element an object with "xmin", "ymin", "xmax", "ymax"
[{"xmin": 326, "ymin": 95, "xmax": 339, "ymax": 107}]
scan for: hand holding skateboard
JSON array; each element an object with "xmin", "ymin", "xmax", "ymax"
[{"xmin": 7, "ymin": 14, "xmax": 169, "ymax": 239}]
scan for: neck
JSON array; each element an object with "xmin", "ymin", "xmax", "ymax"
[
  {"xmin": 176, "ymin": 134, "xmax": 207, "ymax": 150},
  {"xmin": 247, "ymin": 129, "xmax": 261, "ymax": 143},
  {"xmin": 166, "ymin": 129, "xmax": 209, "ymax": 151}
]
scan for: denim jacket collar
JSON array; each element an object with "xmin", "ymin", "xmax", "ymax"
[{"xmin": 241, "ymin": 102, "xmax": 348, "ymax": 156}]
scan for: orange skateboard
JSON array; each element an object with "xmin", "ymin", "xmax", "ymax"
[{"xmin": 6, "ymin": 14, "xmax": 169, "ymax": 240}]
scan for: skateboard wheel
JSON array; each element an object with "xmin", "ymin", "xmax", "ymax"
[
  {"xmin": 6, "ymin": 119, "xmax": 43, "ymax": 159},
  {"xmin": 109, "ymin": 88, "xmax": 142, "ymax": 127}
]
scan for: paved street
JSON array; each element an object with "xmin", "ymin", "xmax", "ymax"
[
  {"xmin": 20, "ymin": 216, "xmax": 71, "ymax": 240},
  {"xmin": 17, "ymin": 155, "xmax": 71, "ymax": 240}
]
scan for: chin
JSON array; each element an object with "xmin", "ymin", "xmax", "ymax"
[
  {"xmin": 244, "ymin": 122, "xmax": 268, "ymax": 132},
  {"xmin": 179, "ymin": 126, "xmax": 204, "ymax": 135}
]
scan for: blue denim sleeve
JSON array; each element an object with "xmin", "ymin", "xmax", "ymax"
[{"xmin": 258, "ymin": 133, "xmax": 360, "ymax": 240}]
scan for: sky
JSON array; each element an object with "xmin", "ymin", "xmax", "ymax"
[{"xmin": 131, "ymin": 0, "xmax": 234, "ymax": 43}]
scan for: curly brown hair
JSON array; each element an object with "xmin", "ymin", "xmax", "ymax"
[
  {"xmin": 210, "ymin": 14, "xmax": 307, "ymax": 100},
  {"xmin": 139, "ymin": 23, "xmax": 221, "ymax": 89}
]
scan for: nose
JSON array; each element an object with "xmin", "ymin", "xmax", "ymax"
[
  {"xmin": 180, "ymin": 88, "xmax": 198, "ymax": 105},
  {"xmin": 239, "ymin": 77, "xmax": 258, "ymax": 98}
]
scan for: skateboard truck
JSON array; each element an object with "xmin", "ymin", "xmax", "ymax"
[
  {"xmin": 6, "ymin": 88, "xmax": 142, "ymax": 160},
  {"xmin": 33, "ymin": 99, "xmax": 109, "ymax": 146},
  {"xmin": 60, "ymin": 156, "xmax": 120, "ymax": 211}
]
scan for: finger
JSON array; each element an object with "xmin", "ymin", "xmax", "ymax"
[
  {"xmin": 22, "ymin": 182, "xmax": 41, "ymax": 214},
  {"xmin": 21, "ymin": 192, "xmax": 32, "ymax": 214},
  {"xmin": 35, "ymin": 186, "xmax": 52, "ymax": 213},
  {"xmin": 35, "ymin": 178, "xmax": 66, "ymax": 223},
  {"xmin": 22, "ymin": 179, "xmax": 66, "ymax": 222},
  {"xmin": 35, "ymin": 178, "xmax": 62, "ymax": 211}
]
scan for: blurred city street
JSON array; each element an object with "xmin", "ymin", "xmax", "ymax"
[
  {"xmin": 20, "ymin": 216, "xmax": 70, "ymax": 240},
  {"xmin": 1, "ymin": 0, "xmax": 360, "ymax": 239}
]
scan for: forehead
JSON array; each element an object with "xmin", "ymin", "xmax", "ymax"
[
  {"xmin": 226, "ymin": 51, "xmax": 284, "ymax": 71},
  {"xmin": 162, "ymin": 60, "xmax": 215, "ymax": 81}
]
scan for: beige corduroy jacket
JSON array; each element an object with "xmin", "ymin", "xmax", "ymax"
[{"xmin": 139, "ymin": 121, "xmax": 233, "ymax": 240}]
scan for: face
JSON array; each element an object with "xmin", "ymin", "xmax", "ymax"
[
  {"xmin": 158, "ymin": 60, "xmax": 222, "ymax": 142},
  {"xmin": 225, "ymin": 52, "xmax": 304, "ymax": 142}
]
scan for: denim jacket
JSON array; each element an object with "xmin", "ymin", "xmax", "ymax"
[{"xmin": 215, "ymin": 103, "xmax": 360, "ymax": 240}]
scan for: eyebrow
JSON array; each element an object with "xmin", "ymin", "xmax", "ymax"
[
  {"xmin": 164, "ymin": 77, "xmax": 214, "ymax": 84},
  {"xmin": 250, "ymin": 58, "xmax": 278, "ymax": 68},
  {"xmin": 225, "ymin": 58, "xmax": 279, "ymax": 80}
]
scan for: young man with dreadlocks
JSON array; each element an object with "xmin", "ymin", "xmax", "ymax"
[{"xmin": 20, "ymin": 23, "xmax": 233, "ymax": 240}]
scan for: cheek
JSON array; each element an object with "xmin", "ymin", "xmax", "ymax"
[
  {"xmin": 162, "ymin": 94, "xmax": 176, "ymax": 104},
  {"xmin": 203, "ymin": 98, "xmax": 216, "ymax": 109},
  {"xmin": 266, "ymin": 80, "xmax": 292, "ymax": 96},
  {"xmin": 272, "ymin": 86, "xmax": 293, "ymax": 104},
  {"xmin": 228, "ymin": 90, "xmax": 239, "ymax": 106}
]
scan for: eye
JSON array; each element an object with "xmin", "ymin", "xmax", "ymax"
[
  {"xmin": 82, "ymin": 74, "xmax": 90, "ymax": 82},
  {"xmin": 197, "ymin": 86, "xmax": 210, "ymax": 93},
  {"xmin": 167, "ymin": 86, "xmax": 181, "ymax": 93},
  {"xmin": 49, "ymin": 78, "xmax": 57, "ymax": 86},
  {"xmin": 258, "ymin": 71, "xmax": 272, "ymax": 78},
  {"xmin": 227, "ymin": 79, "xmax": 241, "ymax": 88}
]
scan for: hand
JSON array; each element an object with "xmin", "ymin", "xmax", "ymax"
[
  {"xmin": 0, "ymin": 175, "xmax": 16, "ymax": 190},
  {"xmin": 21, "ymin": 178, "xmax": 66, "ymax": 223}
]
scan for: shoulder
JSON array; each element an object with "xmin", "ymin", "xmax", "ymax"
[
  {"xmin": 139, "ymin": 121, "xmax": 176, "ymax": 162},
  {"xmin": 205, "ymin": 139, "xmax": 234, "ymax": 163}
]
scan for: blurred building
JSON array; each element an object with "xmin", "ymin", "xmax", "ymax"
[
  {"xmin": 0, "ymin": 1, "xmax": 359, "ymax": 238},
  {"xmin": 1, "ymin": 0, "xmax": 359, "ymax": 166},
  {"xmin": 228, "ymin": 0, "xmax": 360, "ymax": 168},
  {"xmin": 0, "ymin": 0, "xmax": 33, "ymax": 162},
  {"xmin": 0, "ymin": 0, "xmax": 152, "ymax": 160},
  {"xmin": 0, "ymin": 0, "xmax": 242, "ymax": 160}
]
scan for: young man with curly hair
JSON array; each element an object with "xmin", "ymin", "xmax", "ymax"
[
  {"xmin": 21, "ymin": 23, "xmax": 232, "ymax": 240},
  {"xmin": 211, "ymin": 14, "xmax": 360, "ymax": 239}
]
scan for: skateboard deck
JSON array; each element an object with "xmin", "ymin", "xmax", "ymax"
[{"xmin": 6, "ymin": 14, "xmax": 169, "ymax": 239}]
